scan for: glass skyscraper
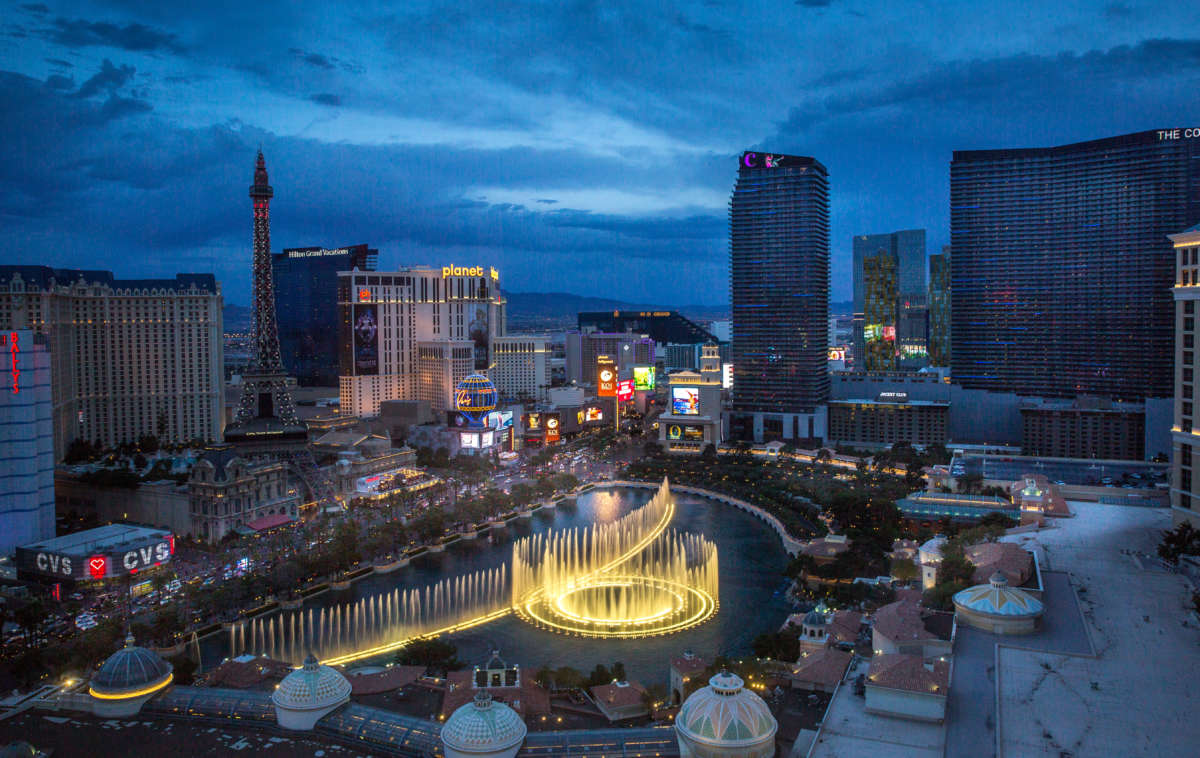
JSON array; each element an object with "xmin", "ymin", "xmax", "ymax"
[
  {"xmin": 272, "ymin": 244, "xmax": 377, "ymax": 386},
  {"xmin": 729, "ymin": 151, "xmax": 829, "ymax": 442},
  {"xmin": 950, "ymin": 130, "xmax": 1200, "ymax": 400},
  {"xmin": 851, "ymin": 229, "xmax": 927, "ymax": 370},
  {"xmin": 928, "ymin": 247, "xmax": 951, "ymax": 368}
]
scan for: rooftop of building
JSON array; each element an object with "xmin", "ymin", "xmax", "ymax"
[
  {"xmin": 830, "ymin": 398, "xmax": 950, "ymax": 407},
  {"xmin": 18, "ymin": 523, "xmax": 170, "ymax": 556},
  {"xmin": 0, "ymin": 266, "xmax": 217, "ymax": 293},
  {"xmin": 965, "ymin": 542, "xmax": 1034, "ymax": 585},
  {"xmin": 873, "ymin": 597, "xmax": 953, "ymax": 644},
  {"xmin": 866, "ymin": 654, "xmax": 950, "ymax": 695},
  {"xmin": 590, "ymin": 680, "xmax": 647, "ymax": 710},
  {"xmin": 951, "ymin": 128, "xmax": 1184, "ymax": 160},
  {"xmin": 793, "ymin": 647, "xmax": 852, "ymax": 688}
]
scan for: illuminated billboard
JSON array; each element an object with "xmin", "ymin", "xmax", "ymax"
[
  {"xmin": 617, "ymin": 379, "xmax": 634, "ymax": 402},
  {"xmin": 828, "ymin": 347, "xmax": 846, "ymax": 361},
  {"xmin": 460, "ymin": 431, "xmax": 480, "ymax": 448},
  {"xmin": 632, "ymin": 366, "xmax": 655, "ymax": 391},
  {"xmin": 672, "ymin": 387, "xmax": 700, "ymax": 415},
  {"xmin": 597, "ymin": 355, "xmax": 616, "ymax": 397},
  {"xmin": 722, "ymin": 363, "xmax": 733, "ymax": 390},
  {"xmin": 524, "ymin": 412, "xmax": 542, "ymax": 431},
  {"xmin": 666, "ymin": 424, "xmax": 705, "ymax": 441},
  {"xmin": 486, "ymin": 410, "xmax": 514, "ymax": 429},
  {"xmin": 481, "ymin": 430, "xmax": 495, "ymax": 447},
  {"xmin": 353, "ymin": 304, "xmax": 379, "ymax": 375},
  {"xmin": 545, "ymin": 413, "xmax": 561, "ymax": 443},
  {"xmin": 469, "ymin": 303, "xmax": 489, "ymax": 371},
  {"xmin": 584, "ymin": 406, "xmax": 604, "ymax": 423}
]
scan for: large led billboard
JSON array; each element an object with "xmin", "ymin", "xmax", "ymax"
[
  {"xmin": 722, "ymin": 363, "xmax": 733, "ymax": 390},
  {"xmin": 353, "ymin": 304, "xmax": 379, "ymax": 375},
  {"xmin": 524, "ymin": 412, "xmax": 542, "ymax": 431},
  {"xmin": 481, "ymin": 430, "xmax": 495, "ymax": 448},
  {"xmin": 632, "ymin": 366, "xmax": 655, "ymax": 391},
  {"xmin": 617, "ymin": 379, "xmax": 634, "ymax": 402},
  {"xmin": 486, "ymin": 410, "xmax": 514, "ymax": 429},
  {"xmin": 597, "ymin": 355, "xmax": 616, "ymax": 397},
  {"xmin": 468, "ymin": 303, "xmax": 489, "ymax": 371},
  {"xmin": 672, "ymin": 387, "xmax": 700, "ymax": 415},
  {"xmin": 460, "ymin": 431, "xmax": 480, "ymax": 448},
  {"xmin": 584, "ymin": 405, "xmax": 604, "ymax": 423},
  {"xmin": 545, "ymin": 413, "xmax": 561, "ymax": 443}
]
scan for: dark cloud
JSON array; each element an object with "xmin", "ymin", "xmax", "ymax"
[
  {"xmin": 44, "ymin": 74, "xmax": 73, "ymax": 90},
  {"xmin": 74, "ymin": 59, "xmax": 135, "ymax": 99},
  {"xmin": 1105, "ymin": 3, "xmax": 1133, "ymax": 18},
  {"xmin": 535, "ymin": 198, "xmax": 558, "ymax": 204},
  {"xmin": 20, "ymin": 3, "xmax": 49, "ymax": 14},
  {"xmin": 309, "ymin": 93, "xmax": 341, "ymax": 106},
  {"xmin": 39, "ymin": 17, "xmax": 184, "ymax": 53},
  {"xmin": 795, "ymin": 0, "xmax": 834, "ymax": 6},
  {"xmin": 44, "ymin": 57, "xmax": 73, "ymax": 68},
  {"xmin": 289, "ymin": 48, "xmax": 336, "ymax": 70}
]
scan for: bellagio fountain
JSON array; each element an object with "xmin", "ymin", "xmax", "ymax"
[{"xmin": 227, "ymin": 478, "xmax": 719, "ymax": 666}]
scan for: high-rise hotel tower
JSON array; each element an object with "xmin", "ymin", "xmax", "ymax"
[
  {"xmin": 729, "ymin": 151, "xmax": 829, "ymax": 443},
  {"xmin": 951, "ymin": 129, "xmax": 1200, "ymax": 401}
]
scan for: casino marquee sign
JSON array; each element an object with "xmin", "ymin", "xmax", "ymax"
[{"xmin": 16, "ymin": 534, "xmax": 175, "ymax": 583}]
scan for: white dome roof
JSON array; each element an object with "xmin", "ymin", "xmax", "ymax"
[
  {"xmin": 953, "ymin": 572, "xmax": 1044, "ymax": 619},
  {"xmin": 441, "ymin": 692, "xmax": 527, "ymax": 754},
  {"xmin": 271, "ymin": 655, "xmax": 351, "ymax": 711},
  {"xmin": 676, "ymin": 671, "xmax": 777, "ymax": 749}
]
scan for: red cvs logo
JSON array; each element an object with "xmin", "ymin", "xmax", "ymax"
[{"xmin": 88, "ymin": 555, "xmax": 107, "ymax": 580}]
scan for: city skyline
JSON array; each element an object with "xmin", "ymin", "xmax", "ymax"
[{"xmin": 2, "ymin": 2, "xmax": 1199, "ymax": 305}]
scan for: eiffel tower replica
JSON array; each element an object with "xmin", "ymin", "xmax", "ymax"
[{"xmin": 224, "ymin": 151, "xmax": 308, "ymax": 450}]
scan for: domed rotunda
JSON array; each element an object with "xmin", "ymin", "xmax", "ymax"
[
  {"xmin": 88, "ymin": 634, "xmax": 173, "ymax": 717},
  {"xmin": 675, "ymin": 671, "xmax": 777, "ymax": 758},
  {"xmin": 953, "ymin": 572, "xmax": 1045, "ymax": 635},
  {"xmin": 440, "ymin": 691, "xmax": 527, "ymax": 758},
  {"xmin": 271, "ymin": 654, "xmax": 352, "ymax": 730}
]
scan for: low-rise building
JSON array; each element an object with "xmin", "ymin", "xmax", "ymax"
[
  {"xmin": 871, "ymin": 597, "xmax": 953, "ymax": 658},
  {"xmin": 791, "ymin": 646, "xmax": 851, "ymax": 693},
  {"xmin": 669, "ymin": 650, "xmax": 708, "ymax": 705},
  {"xmin": 188, "ymin": 444, "xmax": 301, "ymax": 543},
  {"xmin": 56, "ymin": 472, "xmax": 191, "ymax": 537},
  {"xmin": 658, "ymin": 345, "xmax": 725, "ymax": 455},
  {"xmin": 590, "ymin": 680, "xmax": 648, "ymax": 722},
  {"xmin": 827, "ymin": 394, "xmax": 948, "ymax": 449},
  {"xmin": 1020, "ymin": 396, "xmax": 1145, "ymax": 460},
  {"xmin": 864, "ymin": 654, "xmax": 950, "ymax": 722}
]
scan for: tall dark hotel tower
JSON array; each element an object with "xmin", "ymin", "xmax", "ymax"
[
  {"xmin": 225, "ymin": 151, "xmax": 305, "ymax": 445},
  {"xmin": 951, "ymin": 130, "xmax": 1200, "ymax": 402},
  {"xmin": 729, "ymin": 151, "xmax": 829, "ymax": 443}
]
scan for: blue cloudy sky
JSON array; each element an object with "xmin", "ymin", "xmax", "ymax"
[{"xmin": 2, "ymin": 0, "xmax": 1199, "ymax": 306}]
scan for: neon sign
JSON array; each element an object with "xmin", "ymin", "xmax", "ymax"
[
  {"xmin": 6, "ymin": 332, "xmax": 17, "ymax": 394},
  {"xmin": 88, "ymin": 555, "xmax": 107, "ymax": 580},
  {"xmin": 442, "ymin": 265, "xmax": 485, "ymax": 278},
  {"xmin": 742, "ymin": 152, "xmax": 786, "ymax": 169}
]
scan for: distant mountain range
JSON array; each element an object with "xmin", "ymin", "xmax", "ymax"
[
  {"xmin": 224, "ymin": 294, "xmax": 849, "ymax": 333},
  {"xmin": 505, "ymin": 291, "xmax": 729, "ymax": 328}
]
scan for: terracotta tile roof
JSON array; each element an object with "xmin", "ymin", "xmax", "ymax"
[
  {"xmin": 873, "ymin": 598, "xmax": 937, "ymax": 644},
  {"xmin": 671, "ymin": 654, "xmax": 708, "ymax": 676},
  {"xmin": 867, "ymin": 654, "xmax": 949, "ymax": 695},
  {"xmin": 245, "ymin": 513, "xmax": 293, "ymax": 531},
  {"xmin": 346, "ymin": 665, "xmax": 424, "ymax": 695},
  {"xmin": 966, "ymin": 542, "xmax": 1032, "ymax": 585},
  {"xmin": 201, "ymin": 656, "xmax": 292, "ymax": 690},
  {"xmin": 440, "ymin": 671, "xmax": 550, "ymax": 718},
  {"xmin": 893, "ymin": 587, "xmax": 924, "ymax": 605},
  {"xmin": 793, "ymin": 647, "xmax": 851, "ymax": 687},
  {"xmin": 827, "ymin": 610, "xmax": 863, "ymax": 644},
  {"xmin": 590, "ymin": 680, "xmax": 647, "ymax": 709}
]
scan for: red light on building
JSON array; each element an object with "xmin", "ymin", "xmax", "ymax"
[
  {"xmin": 7, "ymin": 331, "xmax": 17, "ymax": 394},
  {"xmin": 51, "ymin": 583, "xmax": 61, "ymax": 602},
  {"xmin": 168, "ymin": 535, "xmax": 175, "ymax": 554},
  {"xmin": 87, "ymin": 555, "xmax": 107, "ymax": 580},
  {"xmin": 617, "ymin": 379, "xmax": 634, "ymax": 402},
  {"xmin": 358, "ymin": 288, "xmax": 371, "ymax": 301}
]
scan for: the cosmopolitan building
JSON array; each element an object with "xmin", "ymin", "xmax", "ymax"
[
  {"xmin": 564, "ymin": 332, "xmax": 654, "ymax": 385},
  {"xmin": 950, "ymin": 129, "xmax": 1200, "ymax": 401},
  {"xmin": 1171, "ymin": 223, "xmax": 1200, "ymax": 527},
  {"xmin": 852, "ymin": 229, "xmax": 927, "ymax": 370},
  {"xmin": 272, "ymin": 244, "xmax": 377, "ymax": 386},
  {"xmin": 0, "ymin": 330, "xmax": 54, "ymax": 556},
  {"xmin": 928, "ymin": 247, "xmax": 951, "ymax": 367},
  {"xmin": 729, "ymin": 151, "xmax": 829, "ymax": 442},
  {"xmin": 0, "ymin": 267, "xmax": 224, "ymax": 457},
  {"xmin": 338, "ymin": 266, "xmax": 506, "ymax": 417}
]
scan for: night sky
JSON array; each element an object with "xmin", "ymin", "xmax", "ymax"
[{"xmin": 2, "ymin": 1, "xmax": 1199, "ymax": 307}]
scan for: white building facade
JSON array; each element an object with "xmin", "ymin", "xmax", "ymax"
[
  {"xmin": 490, "ymin": 335, "xmax": 549, "ymax": 402},
  {"xmin": 0, "ymin": 267, "xmax": 224, "ymax": 457},
  {"xmin": 1171, "ymin": 224, "xmax": 1200, "ymax": 528},
  {"xmin": 338, "ymin": 267, "xmax": 506, "ymax": 417}
]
